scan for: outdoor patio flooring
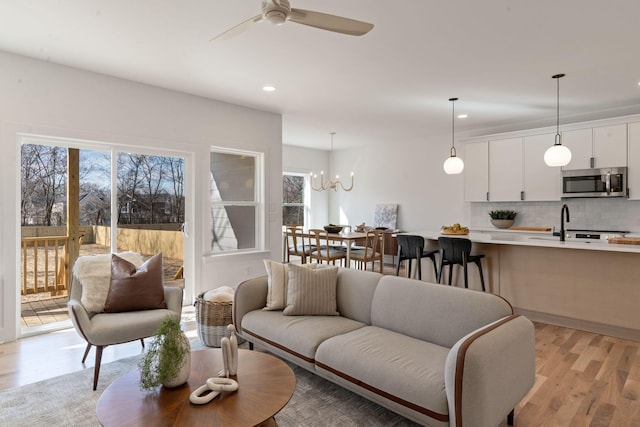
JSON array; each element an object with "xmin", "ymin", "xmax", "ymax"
[{"xmin": 21, "ymin": 296, "xmax": 70, "ymax": 328}]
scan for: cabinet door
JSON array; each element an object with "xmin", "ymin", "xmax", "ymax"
[
  {"xmin": 464, "ymin": 141, "xmax": 488, "ymax": 202},
  {"xmin": 489, "ymin": 138, "xmax": 523, "ymax": 201},
  {"xmin": 562, "ymin": 128, "xmax": 592, "ymax": 170},
  {"xmin": 628, "ymin": 122, "xmax": 640, "ymax": 199},
  {"xmin": 593, "ymin": 124, "xmax": 627, "ymax": 168},
  {"xmin": 523, "ymin": 133, "xmax": 561, "ymax": 200}
]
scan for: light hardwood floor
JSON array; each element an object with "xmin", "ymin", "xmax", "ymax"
[{"xmin": 1, "ymin": 300, "xmax": 639, "ymax": 425}]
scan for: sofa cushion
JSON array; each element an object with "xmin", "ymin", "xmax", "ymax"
[
  {"xmin": 104, "ymin": 253, "xmax": 166, "ymax": 313},
  {"xmin": 283, "ymin": 264, "xmax": 339, "ymax": 316},
  {"xmin": 335, "ymin": 268, "xmax": 382, "ymax": 324},
  {"xmin": 315, "ymin": 326, "xmax": 450, "ymax": 420},
  {"xmin": 241, "ymin": 310, "xmax": 365, "ymax": 362},
  {"xmin": 371, "ymin": 276, "xmax": 513, "ymax": 348}
]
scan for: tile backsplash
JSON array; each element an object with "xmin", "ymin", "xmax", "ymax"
[{"xmin": 470, "ymin": 198, "xmax": 640, "ymax": 233}]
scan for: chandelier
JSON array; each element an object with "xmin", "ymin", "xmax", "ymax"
[{"xmin": 310, "ymin": 132, "xmax": 354, "ymax": 192}]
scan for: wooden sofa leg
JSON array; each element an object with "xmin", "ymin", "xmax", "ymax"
[
  {"xmin": 93, "ymin": 345, "xmax": 104, "ymax": 391},
  {"xmin": 249, "ymin": 341, "xmax": 254, "ymax": 350},
  {"xmin": 140, "ymin": 338, "xmax": 145, "ymax": 348},
  {"xmin": 81, "ymin": 343, "xmax": 92, "ymax": 363},
  {"xmin": 507, "ymin": 408, "xmax": 514, "ymax": 425}
]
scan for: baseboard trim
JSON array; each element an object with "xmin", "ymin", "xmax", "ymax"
[{"xmin": 515, "ymin": 308, "xmax": 640, "ymax": 341}]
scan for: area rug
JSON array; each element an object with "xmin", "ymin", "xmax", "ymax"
[{"xmin": 0, "ymin": 345, "xmax": 418, "ymax": 426}]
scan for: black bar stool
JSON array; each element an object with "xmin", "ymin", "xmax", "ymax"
[
  {"xmin": 395, "ymin": 234, "xmax": 438, "ymax": 281},
  {"xmin": 437, "ymin": 237, "xmax": 486, "ymax": 291}
]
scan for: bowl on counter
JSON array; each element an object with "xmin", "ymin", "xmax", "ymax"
[
  {"xmin": 324, "ymin": 225, "xmax": 344, "ymax": 233},
  {"xmin": 440, "ymin": 229, "xmax": 469, "ymax": 235}
]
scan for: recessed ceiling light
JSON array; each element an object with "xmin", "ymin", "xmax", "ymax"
[
  {"xmin": 457, "ymin": 114, "xmax": 468, "ymax": 119},
  {"xmin": 262, "ymin": 85, "xmax": 276, "ymax": 92}
]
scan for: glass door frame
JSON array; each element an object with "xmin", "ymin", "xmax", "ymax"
[{"xmin": 15, "ymin": 134, "xmax": 194, "ymax": 337}]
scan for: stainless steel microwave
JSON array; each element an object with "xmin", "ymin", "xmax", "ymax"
[{"xmin": 562, "ymin": 167, "xmax": 627, "ymax": 198}]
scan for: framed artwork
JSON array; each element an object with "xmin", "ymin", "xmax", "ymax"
[{"xmin": 374, "ymin": 204, "xmax": 398, "ymax": 229}]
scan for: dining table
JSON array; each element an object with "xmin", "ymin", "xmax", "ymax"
[{"xmin": 283, "ymin": 229, "xmax": 370, "ymax": 266}]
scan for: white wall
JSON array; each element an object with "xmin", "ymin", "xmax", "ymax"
[
  {"xmin": 285, "ymin": 134, "xmax": 467, "ymax": 233},
  {"xmin": 0, "ymin": 51, "xmax": 282, "ymax": 342},
  {"xmin": 282, "ymin": 145, "xmax": 329, "ymax": 228}
]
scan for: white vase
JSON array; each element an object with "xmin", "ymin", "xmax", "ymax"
[{"xmin": 162, "ymin": 332, "xmax": 191, "ymax": 388}]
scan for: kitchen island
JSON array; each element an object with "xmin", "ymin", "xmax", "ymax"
[{"xmin": 415, "ymin": 229, "xmax": 640, "ymax": 341}]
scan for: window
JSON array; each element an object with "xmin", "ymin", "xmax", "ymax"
[
  {"xmin": 210, "ymin": 148, "xmax": 263, "ymax": 253},
  {"xmin": 282, "ymin": 173, "xmax": 307, "ymax": 226}
]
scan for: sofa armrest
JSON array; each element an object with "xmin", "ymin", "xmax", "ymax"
[
  {"xmin": 163, "ymin": 286, "xmax": 184, "ymax": 315},
  {"xmin": 68, "ymin": 299, "xmax": 93, "ymax": 343},
  {"xmin": 233, "ymin": 276, "xmax": 268, "ymax": 336},
  {"xmin": 445, "ymin": 315, "xmax": 535, "ymax": 427}
]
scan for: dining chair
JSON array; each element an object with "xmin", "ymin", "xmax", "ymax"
[
  {"xmin": 437, "ymin": 237, "xmax": 486, "ymax": 291},
  {"xmin": 395, "ymin": 234, "xmax": 438, "ymax": 281},
  {"xmin": 285, "ymin": 225, "xmax": 313, "ymax": 264},
  {"xmin": 350, "ymin": 229, "xmax": 384, "ymax": 273},
  {"xmin": 308, "ymin": 229, "xmax": 346, "ymax": 266}
]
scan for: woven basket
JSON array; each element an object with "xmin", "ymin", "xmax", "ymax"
[{"xmin": 195, "ymin": 292, "xmax": 234, "ymax": 347}]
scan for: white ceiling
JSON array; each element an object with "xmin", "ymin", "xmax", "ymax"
[{"xmin": 1, "ymin": 0, "xmax": 640, "ymax": 150}]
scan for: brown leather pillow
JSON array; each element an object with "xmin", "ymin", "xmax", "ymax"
[{"xmin": 104, "ymin": 253, "xmax": 166, "ymax": 313}]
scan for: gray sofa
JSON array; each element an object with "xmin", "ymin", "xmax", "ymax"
[{"xmin": 234, "ymin": 268, "xmax": 535, "ymax": 427}]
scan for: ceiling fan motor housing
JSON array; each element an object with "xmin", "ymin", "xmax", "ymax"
[{"xmin": 263, "ymin": 0, "xmax": 290, "ymax": 25}]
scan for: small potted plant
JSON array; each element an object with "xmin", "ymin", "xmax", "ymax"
[
  {"xmin": 488, "ymin": 209, "xmax": 518, "ymax": 229},
  {"xmin": 139, "ymin": 316, "xmax": 191, "ymax": 390}
]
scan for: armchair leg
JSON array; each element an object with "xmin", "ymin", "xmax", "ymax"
[
  {"xmin": 81, "ymin": 343, "xmax": 92, "ymax": 363},
  {"xmin": 93, "ymin": 345, "xmax": 104, "ymax": 390},
  {"xmin": 507, "ymin": 408, "xmax": 514, "ymax": 425},
  {"xmin": 140, "ymin": 338, "xmax": 145, "ymax": 349}
]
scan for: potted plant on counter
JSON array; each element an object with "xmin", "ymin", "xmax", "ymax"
[{"xmin": 489, "ymin": 209, "xmax": 518, "ymax": 229}]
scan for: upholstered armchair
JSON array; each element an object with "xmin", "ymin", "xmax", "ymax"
[{"xmin": 68, "ymin": 253, "xmax": 183, "ymax": 389}]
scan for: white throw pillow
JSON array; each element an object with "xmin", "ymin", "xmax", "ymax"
[
  {"xmin": 73, "ymin": 251, "xmax": 144, "ymax": 313},
  {"xmin": 263, "ymin": 260, "xmax": 316, "ymax": 310},
  {"xmin": 283, "ymin": 264, "xmax": 339, "ymax": 316}
]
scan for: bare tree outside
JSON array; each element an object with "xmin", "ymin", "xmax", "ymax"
[
  {"xmin": 283, "ymin": 174, "xmax": 305, "ymax": 226},
  {"xmin": 20, "ymin": 144, "xmax": 67, "ymax": 226}
]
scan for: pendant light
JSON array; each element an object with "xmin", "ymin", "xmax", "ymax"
[
  {"xmin": 443, "ymin": 97, "xmax": 464, "ymax": 174},
  {"xmin": 544, "ymin": 73, "xmax": 572, "ymax": 167}
]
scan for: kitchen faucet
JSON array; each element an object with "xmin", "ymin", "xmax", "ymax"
[{"xmin": 560, "ymin": 204, "xmax": 570, "ymax": 241}]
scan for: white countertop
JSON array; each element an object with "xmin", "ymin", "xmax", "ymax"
[{"xmin": 413, "ymin": 229, "xmax": 640, "ymax": 253}]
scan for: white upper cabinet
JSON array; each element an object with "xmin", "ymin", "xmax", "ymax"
[
  {"xmin": 628, "ymin": 122, "xmax": 640, "ymax": 199},
  {"xmin": 489, "ymin": 138, "xmax": 523, "ymax": 201},
  {"xmin": 561, "ymin": 128, "xmax": 593, "ymax": 169},
  {"xmin": 523, "ymin": 133, "xmax": 562, "ymax": 201},
  {"xmin": 464, "ymin": 141, "xmax": 489, "ymax": 202},
  {"xmin": 562, "ymin": 124, "xmax": 627, "ymax": 170},
  {"xmin": 592, "ymin": 124, "xmax": 627, "ymax": 168}
]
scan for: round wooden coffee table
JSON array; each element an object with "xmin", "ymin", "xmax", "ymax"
[{"xmin": 96, "ymin": 349, "xmax": 296, "ymax": 426}]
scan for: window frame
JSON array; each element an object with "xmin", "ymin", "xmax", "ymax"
[
  {"xmin": 209, "ymin": 146, "xmax": 264, "ymax": 255},
  {"xmin": 282, "ymin": 172, "xmax": 309, "ymax": 227}
]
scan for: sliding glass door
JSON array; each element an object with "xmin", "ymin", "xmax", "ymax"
[{"xmin": 19, "ymin": 135, "xmax": 190, "ymax": 334}]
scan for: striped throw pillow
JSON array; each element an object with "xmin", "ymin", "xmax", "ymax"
[{"xmin": 283, "ymin": 264, "xmax": 339, "ymax": 316}]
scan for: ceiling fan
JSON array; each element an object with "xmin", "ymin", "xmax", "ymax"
[{"xmin": 210, "ymin": 0, "xmax": 374, "ymax": 42}]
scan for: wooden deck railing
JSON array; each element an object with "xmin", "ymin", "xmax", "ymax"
[{"xmin": 21, "ymin": 236, "xmax": 72, "ymax": 296}]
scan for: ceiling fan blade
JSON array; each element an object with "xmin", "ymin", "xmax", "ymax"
[
  {"xmin": 289, "ymin": 9, "xmax": 373, "ymax": 36},
  {"xmin": 210, "ymin": 14, "xmax": 264, "ymax": 42}
]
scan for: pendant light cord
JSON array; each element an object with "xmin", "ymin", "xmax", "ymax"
[
  {"xmin": 552, "ymin": 74, "xmax": 565, "ymax": 146},
  {"xmin": 449, "ymin": 97, "xmax": 458, "ymax": 156}
]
